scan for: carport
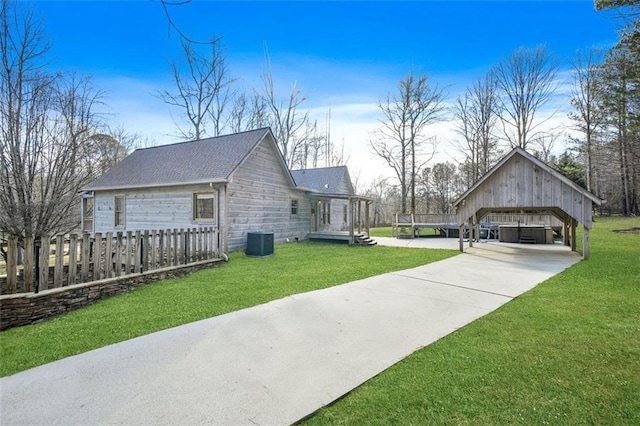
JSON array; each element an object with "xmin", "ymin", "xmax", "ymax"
[{"xmin": 453, "ymin": 148, "xmax": 603, "ymax": 259}]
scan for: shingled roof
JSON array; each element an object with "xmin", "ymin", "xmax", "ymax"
[
  {"xmin": 290, "ymin": 166, "xmax": 354, "ymax": 195},
  {"xmin": 84, "ymin": 128, "xmax": 276, "ymax": 191}
]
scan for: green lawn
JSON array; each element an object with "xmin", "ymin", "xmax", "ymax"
[
  {"xmin": 0, "ymin": 242, "xmax": 457, "ymax": 377},
  {"xmin": 303, "ymin": 217, "xmax": 640, "ymax": 425}
]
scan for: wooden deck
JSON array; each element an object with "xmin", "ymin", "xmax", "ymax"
[{"xmin": 307, "ymin": 231, "xmax": 352, "ymax": 241}]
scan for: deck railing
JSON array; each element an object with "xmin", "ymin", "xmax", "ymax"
[{"xmin": 1, "ymin": 227, "xmax": 219, "ymax": 295}]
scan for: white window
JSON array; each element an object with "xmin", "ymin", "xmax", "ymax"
[
  {"xmin": 114, "ymin": 195, "xmax": 125, "ymax": 227},
  {"xmin": 291, "ymin": 199, "xmax": 299, "ymax": 216},
  {"xmin": 193, "ymin": 193, "xmax": 215, "ymax": 222}
]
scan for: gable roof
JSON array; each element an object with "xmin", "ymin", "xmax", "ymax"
[
  {"xmin": 291, "ymin": 166, "xmax": 355, "ymax": 195},
  {"xmin": 84, "ymin": 128, "xmax": 292, "ymax": 191},
  {"xmin": 453, "ymin": 147, "xmax": 602, "ymax": 208}
]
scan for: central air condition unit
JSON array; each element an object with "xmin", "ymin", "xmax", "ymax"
[{"xmin": 246, "ymin": 231, "xmax": 274, "ymax": 257}]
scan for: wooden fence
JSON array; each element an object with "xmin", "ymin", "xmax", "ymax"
[{"xmin": 2, "ymin": 227, "xmax": 219, "ymax": 295}]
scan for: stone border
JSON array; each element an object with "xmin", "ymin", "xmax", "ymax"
[{"xmin": 0, "ymin": 258, "xmax": 225, "ymax": 331}]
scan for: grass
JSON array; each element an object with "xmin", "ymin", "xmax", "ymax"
[
  {"xmin": 0, "ymin": 241, "xmax": 457, "ymax": 377},
  {"xmin": 370, "ymin": 227, "xmax": 393, "ymax": 237},
  {"xmin": 303, "ymin": 216, "xmax": 640, "ymax": 425}
]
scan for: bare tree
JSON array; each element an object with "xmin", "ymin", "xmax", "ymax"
[
  {"xmin": 261, "ymin": 52, "xmax": 310, "ymax": 168},
  {"xmin": 493, "ymin": 46, "xmax": 560, "ymax": 150},
  {"xmin": 453, "ymin": 72, "xmax": 500, "ymax": 186},
  {"xmin": 83, "ymin": 126, "xmax": 140, "ymax": 178},
  {"xmin": 426, "ymin": 162, "xmax": 460, "ymax": 214},
  {"xmin": 0, "ymin": 0, "xmax": 103, "ymax": 241},
  {"xmin": 568, "ymin": 48, "xmax": 607, "ymax": 193},
  {"xmin": 228, "ymin": 90, "xmax": 269, "ymax": 133},
  {"xmin": 370, "ymin": 71, "xmax": 446, "ymax": 213},
  {"xmin": 159, "ymin": 38, "xmax": 234, "ymax": 140}
]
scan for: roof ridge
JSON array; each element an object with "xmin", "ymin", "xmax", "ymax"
[{"xmin": 135, "ymin": 127, "xmax": 271, "ymax": 152}]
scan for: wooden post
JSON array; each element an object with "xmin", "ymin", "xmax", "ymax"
[
  {"xmin": 114, "ymin": 232, "xmax": 123, "ymax": 276},
  {"xmin": 68, "ymin": 234, "xmax": 77, "ymax": 285},
  {"xmin": 105, "ymin": 232, "xmax": 113, "ymax": 278},
  {"xmin": 6, "ymin": 236, "xmax": 17, "ymax": 294},
  {"xmin": 459, "ymin": 224, "xmax": 464, "ymax": 252},
  {"xmin": 180, "ymin": 228, "xmax": 186, "ymax": 263},
  {"xmin": 469, "ymin": 217, "xmax": 474, "ymax": 248},
  {"xmin": 125, "ymin": 231, "xmax": 133, "ymax": 275},
  {"xmin": 583, "ymin": 225, "xmax": 590, "ymax": 260},
  {"xmin": 192, "ymin": 228, "xmax": 197, "ymax": 261},
  {"xmin": 54, "ymin": 235, "xmax": 64, "ymax": 287},
  {"xmin": 172, "ymin": 229, "xmax": 179, "ymax": 266},
  {"xmin": 142, "ymin": 230, "xmax": 150, "ymax": 272},
  {"xmin": 151, "ymin": 230, "xmax": 157, "ymax": 270},
  {"xmin": 571, "ymin": 219, "xmax": 577, "ymax": 252},
  {"xmin": 23, "ymin": 236, "xmax": 34, "ymax": 292},
  {"xmin": 158, "ymin": 229, "xmax": 165, "ymax": 267},
  {"xmin": 81, "ymin": 233, "xmax": 90, "ymax": 282},
  {"xmin": 93, "ymin": 233, "xmax": 102, "ymax": 281},
  {"xmin": 134, "ymin": 231, "xmax": 142, "ymax": 273},
  {"xmin": 39, "ymin": 237, "xmax": 50, "ymax": 290}
]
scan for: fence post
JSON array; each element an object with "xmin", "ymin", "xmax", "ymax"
[
  {"xmin": 23, "ymin": 236, "xmax": 34, "ymax": 292},
  {"xmin": 173, "ymin": 229, "xmax": 179, "ymax": 266},
  {"xmin": 134, "ymin": 231, "xmax": 142, "ymax": 273},
  {"xmin": 191, "ymin": 227, "xmax": 196, "ymax": 262},
  {"xmin": 81, "ymin": 233, "xmax": 90, "ymax": 282},
  {"xmin": 142, "ymin": 230, "xmax": 150, "ymax": 272},
  {"xmin": 125, "ymin": 231, "xmax": 133, "ymax": 274},
  {"xmin": 105, "ymin": 232, "xmax": 113, "ymax": 278},
  {"xmin": 39, "ymin": 236, "xmax": 50, "ymax": 290},
  {"xmin": 54, "ymin": 234, "xmax": 64, "ymax": 287},
  {"xmin": 158, "ymin": 229, "xmax": 165, "ymax": 268},
  {"xmin": 6, "ymin": 236, "xmax": 18, "ymax": 294},
  {"xmin": 93, "ymin": 233, "xmax": 102, "ymax": 281},
  {"xmin": 115, "ymin": 232, "xmax": 123, "ymax": 276},
  {"xmin": 151, "ymin": 230, "xmax": 157, "ymax": 270},
  {"xmin": 68, "ymin": 234, "xmax": 77, "ymax": 285}
]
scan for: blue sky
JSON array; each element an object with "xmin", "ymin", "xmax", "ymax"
[{"xmin": 32, "ymin": 0, "xmax": 622, "ymax": 185}]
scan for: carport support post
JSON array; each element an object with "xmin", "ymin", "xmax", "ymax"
[
  {"xmin": 459, "ymin": 223, "xmax": 464, "ymax": 252},
  {"xmin": 583, "ymin": 225, "xmax": 590, "ymax": 260},
  {"xmin": 571, "ymin": 219, "xmax": 577, "ymax": 252},
  {"xmin": 469, "ymin": 216, "xmax": 474, "ymax": 248}
]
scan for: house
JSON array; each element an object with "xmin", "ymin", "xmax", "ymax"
[
  {"xmin": 452, "ymin": 147, "xmax": 603, "ymax": 259},
  {"xmin": 82, "ymin": 128, "xmax": 372, "ymax": 253}
]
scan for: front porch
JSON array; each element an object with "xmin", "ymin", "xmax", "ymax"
[{"xmin": 307, "ymin": 193, "xmax": 374, "ymax": 246}]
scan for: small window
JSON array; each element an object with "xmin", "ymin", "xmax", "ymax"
[
  {"xmin": 291, "ymin": 199, "xmax": 298, "ymax": 216},
  {"xmin": 343, "ymin": 204, "xmax": 348, "ymax": 223},
  {"xmin": 194, "ymin": 193, "xmax": 215, "ymax": 221},
  {"xmin": 114, "ymin": 195, "xmax": 125, "ymax": 227}
]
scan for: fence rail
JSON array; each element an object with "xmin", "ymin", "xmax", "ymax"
[{"xmin": 1, "ymin": 227, "xmax": 219, "ymax": 295}]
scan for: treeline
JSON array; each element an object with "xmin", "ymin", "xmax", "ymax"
[{"xmin": 363, "ymin": 0, "xmax": 639, "ymax": 218}]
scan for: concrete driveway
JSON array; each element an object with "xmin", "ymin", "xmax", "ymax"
[{"xmin": 0, "ymin": 241, "xmax": 581, "ymax": 425}]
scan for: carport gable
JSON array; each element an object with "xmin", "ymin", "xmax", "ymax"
[{"xmin": 452, "ymin": 147, "xmax": 602, "ymax": 258}]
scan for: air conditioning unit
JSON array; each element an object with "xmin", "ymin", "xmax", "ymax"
[{"xmin": 246, "ymin": 232, "xmax": 274, "ymax": 257}]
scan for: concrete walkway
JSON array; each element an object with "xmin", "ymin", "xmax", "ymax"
[{"xmin": 0, "ymin": 241, "xmax": 581, "ymax": 426}]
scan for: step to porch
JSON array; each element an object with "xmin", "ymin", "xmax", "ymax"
[{"xmin": 355, "ymin": 233, "xmax": 377, "ymax": 246}]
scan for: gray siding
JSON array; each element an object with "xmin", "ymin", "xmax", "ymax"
[
  {"xmin": 226, "ymin": 141, "xmax": 309, "ymax": 251},
  {"xmin": 456, "ymin": 154, "xmax": 593, "ymax": 227},
  {"xmin": 92, "ymin": 183, "xmax": 225, "ymax": 233}
]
